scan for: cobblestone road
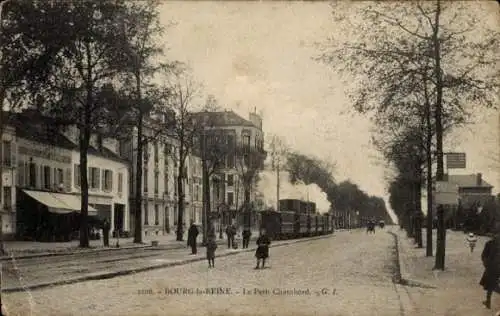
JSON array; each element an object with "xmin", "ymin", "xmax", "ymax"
[{"xmin": 3, "ymin": 230, "xmax": 402, "ymax": 316}]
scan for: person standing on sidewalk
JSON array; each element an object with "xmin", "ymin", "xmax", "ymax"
[
  {"xmin": 102, "ymin": 219, "xmax": 110, "ymax": 247},
  {"xmin": 242, "ymin": 228, "xmax": 251, "ymax": 249},
  {"xmin": 206, "ymin": 231, "xmax": 217, "ymax": 268},
  {"xmin": 225, "ymin": 225, "xmax": 235, "ymax": 249},
  {"xmin": 466, "ymin": 232, "xmax": 478, "ymax": 253},
  {"xmin": 479, "ymin": 223, "xmax": 500, "ymax": 309},
  {"xmin": 187, "ymin": 221, "xmax": 199, "ymax": 255}
]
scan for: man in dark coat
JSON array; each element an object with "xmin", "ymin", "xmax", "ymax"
[
  {"xmin": 255, "ymin": 228, "xmax": 271, "ymax": 269},
  {"xmin": 479, "ymin": 223, "xmax": 500, "ymax": 309},
  {"xmin": 102, "ymin": 219, "xmax": 110, "ymax": 247},
  {"xmin": 226, "ymin": 225, "xmax": 235, "ymax": 249},
  {"xmin": 242, "ymin": 228, "xmax": 252, "ymax": 249},
  {"xmin": 187, "ymin": 221, "xmax": 199, "ymax": 255}
]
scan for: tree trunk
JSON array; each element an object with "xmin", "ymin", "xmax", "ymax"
[
  {"xmin": 433, "ymin": 0, "xmax": 446, "ymax": 271},
  {"xmin": 176, "ymin": 158, "xmax": 185, "ymax": 241},
  {"xmin": 0, "ymin": 90, "xmax": 5, "ymax": 254},
  {"xmin": 133, "ymin": 110, "xmax": 144, "ymax": 244},
  {"xmin": 426, "ymin": 99, "xmax": 433, "ymax": 257},
  {"xmin": 415, "ymin": 178, "xmax": 423, "ymax": 248},
  {"xmin": 79, "ymin": 104, "xmax": 91, "ymax": 248}
]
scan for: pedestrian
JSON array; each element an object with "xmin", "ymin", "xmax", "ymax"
[
  {"xmin": 242, "ymin": 228, "xmax": 252, "ymax": 249},
  {"xmin": 102, "ymin": 219, "xmax": 110, "ymax": 247},
  {"xmin": 467, "ymin": 232, "xmax": 478, "ymax": 253},
  {"xmin": 226, "ymin": 225, "xmax": 235, "ymax": 249},
  {"xmin": 255, "ymin": 228, "xmax": 271, "ymax": 269},
  {"xmin": 206, "ymin": 233, "xmax": 217, "ymax": 268},
  {"xmin": 479, "ymin": 222, "xmax": 500, "ymax": 309},
  {"xmin": 187, "ymin": 220, "xmax": 199, "ymax": 255}
]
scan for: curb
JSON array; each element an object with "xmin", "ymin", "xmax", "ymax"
[
  {"xmin": 2, "ymin": 234, "xmax": 332, "ymax": 293},
  {"xmin": 388, "ymin": 230, "xmax": 437, "ymax": 289}
]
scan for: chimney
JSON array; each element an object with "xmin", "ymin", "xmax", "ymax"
[{"xmin": 477, "ymin": 173, "xmax": 482, "ymax": 186}]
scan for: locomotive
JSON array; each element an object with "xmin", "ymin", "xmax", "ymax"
[{"xmin": 260, "ymin": 199, "xmax": 334, "ymax": 240}]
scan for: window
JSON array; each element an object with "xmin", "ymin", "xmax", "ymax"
[
  {"xmin": 154, "ymin": 171, "xmax": 159, "ymax": 194},
  {"xmin": 103, "ymin": 169, "xmax": 113, "ymax": 192},
  {"xmin": 144, "ymin": 202, "xmax": 149, "ymax": 225},
  {"xmin": 227, "ymin": 135, "xmax": 235, "ymax": 147},
  {"xmin": 56, "ymin": 168, "xmax": 64, "ymax": 187},
  {"xmin": 143, "ymin": 168, "xmax": 148, "ymax": 192},
  {"xmin": 227, "ymin": 192, "xmax": 234, "ymax": 206},
  {"xmin": 89, "ymin": 167, "xmax": 100, "ymax": 189},
  {"xmin": 2, "ymin": 141, "xmax": 11, "ymax": 166},
  {"xmin": 194, "ymin": 183, "xmax": 199, "ymax": 201},
  {"xmin": 18, "ymin": 160, "xmax": 25, "ymax": 186},
  {"xmin": 227, "ymin": 174, "xmax": 234, "ymax": 186},
  {"xmin": 3, "ymin": 187, "xmax": 12, "ymax": 210},
  {"xmin": 243, "ymin": 135, "xmax": 250, "ymax": 147},
  {"xmin": 29, "ymin": 161, "xmax": 36, "ymax": 187},
  {"xmin": 226, "ymin": 153, "xmax": 235, "ymax": 168},
  {"xmin": 118, "ymin": 173, "xmax": 123, "ymax": 194},
  {"xmin": 154, "ymin": 142, "xmax": 159, "ymax": 163},
  {"xmin": 154, "ymin": 204, "xmax": 159, "ymax": 225},
  {"xmin": 143, "ymin": 145, "xmax": 149, "ymax": 164},
  {"xmin": 164, "ymin": 172, "xmax": 168, "ymax": 195},
  {"xmin": 43, "ymin": 166, "xmax": 51, "ymax": 189},
  {"xmin": 74, "ymin": 164, "xmax": 80, "ymax": 187}
]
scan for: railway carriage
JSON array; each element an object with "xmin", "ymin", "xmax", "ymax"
[{"xmin": 259, "ymin": 199, "xmax": 335, "ymax": 240}]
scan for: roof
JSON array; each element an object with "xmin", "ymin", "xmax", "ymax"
[
  {"xmin": 8, "ymin": 111, "xmax": 127, "ymax": 163},
  {"xmin": 193, "ymin": 111, "xmax": 258, "ymax": 128},
  {"xmin": 448, "ymin": 174, "xmax": 493, "ymax": 189}
]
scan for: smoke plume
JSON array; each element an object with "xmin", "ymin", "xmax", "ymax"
[{"xmin": 256, "ymin": 169, "xmax": 331, "ymax": 214}]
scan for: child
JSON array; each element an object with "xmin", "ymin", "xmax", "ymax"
[
  {"xmin": 467, "ymin": 232, "xmax": 477, "ymax": 253},
  {"xmin": 206, "ymin": 236, "xmax": 217, "ymax": 268},
  {"xmin": 255, "ymin": 229, "xmax": 271, "ymax": 269}
]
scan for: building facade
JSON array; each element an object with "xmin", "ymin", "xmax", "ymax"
[
  {"xmin": 192, "ymin": 110, "xmax": 266, "ymax": 230},
  {"xmin": 12, "ymin": 112, "xmax": 129, "ymax": 241}
]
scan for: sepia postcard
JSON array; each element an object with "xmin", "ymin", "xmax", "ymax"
[{"xmin": 0, "ymin": 1, "xmax": 499, "ymax": 315}]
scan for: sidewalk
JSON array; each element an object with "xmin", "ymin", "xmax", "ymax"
[{"xmin": 392, "ymin": 227, "xmax": 499, "ymax": 315}]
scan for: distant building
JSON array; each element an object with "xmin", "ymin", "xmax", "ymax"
[
  {"xmin": 448, "ymin": 173, "xmax": 494, "ymax": 209},
  {"xmin": 191, "ymin": 110, "xmax": 265, "ymax": 230}
]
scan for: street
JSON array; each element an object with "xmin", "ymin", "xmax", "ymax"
[{"xmin": 2, "ymin": 230, "xmax": 404, "ymax": 316}]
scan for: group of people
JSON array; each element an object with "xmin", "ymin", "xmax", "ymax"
[{"xmin": 186, "ymin": 220, "xmax": 270, "ymax": 269}]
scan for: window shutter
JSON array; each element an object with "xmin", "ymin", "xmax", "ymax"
[
  {"xmin": 38, "ymin": 165, "xmax": 43, "ymax": 188},
  {"xmin": 109, "ymin": 171, "xmax": 113, "ymax": 191},
  {"xmin": 102, "ymin": 169, "xmax": 106, "ymax": 190},
  {"xmin": 95, "ymin": 168, "xmax": 100, "ymax": 189},
  {"xmin": 11, "ymin": 142, "xmax": 16, "ymax": 167},
  {"xmin": 18, "ymin": 160, "xmax": 24, "ymax": 186},
  {"xmin": 64, "ymin": 168, "xmax": 71, "ymax": 192}
]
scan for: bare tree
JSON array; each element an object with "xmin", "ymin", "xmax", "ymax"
[
  {"xmin": 162, "ymin": 65, "xmax": 202, "ymax": 241},
  {"xmin": 267, "ymin": 134, "xmax": 288, "ymax": 212}
]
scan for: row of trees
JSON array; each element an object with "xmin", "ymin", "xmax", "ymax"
[
  {"xmin": 319, "ymin": 1, "xmax": 498, "ymax": 269},
  {"xmin": 285, "ymin": 151, "xmax": 392, "ymax": 223},
  {"xmin": 0, "ymin": 0, "xmax": 262, "ymax": 249}
]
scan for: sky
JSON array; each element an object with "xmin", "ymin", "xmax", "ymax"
[{"xmin": 158, "ymin": 1, "xmax": 499, "ymax": 223}]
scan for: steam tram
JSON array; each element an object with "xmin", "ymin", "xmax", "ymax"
[{"xmin": 260, "ymin": 199, "xmax": 334, "ymax": 240}]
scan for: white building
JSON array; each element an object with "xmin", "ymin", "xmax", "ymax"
[
  {"xmin": 13, "ymin": 111, "xmax": 129, "ymax": 241},
  {"xmin": 63, "ymin": 126, "xmax": 130, "ymax": 234}
]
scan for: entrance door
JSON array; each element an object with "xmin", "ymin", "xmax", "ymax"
[
  {"xmin": 114, "ymin": 204, "xmax": 124, "ymax": 233},
  {"xmin": 165, "ymin": 206, "xmax": 170, "ymax": 233}
]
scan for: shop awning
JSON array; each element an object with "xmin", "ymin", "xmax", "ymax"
[{"xmin": 22, "ymin": 190, "xmax": 98, "ymax": 216}]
